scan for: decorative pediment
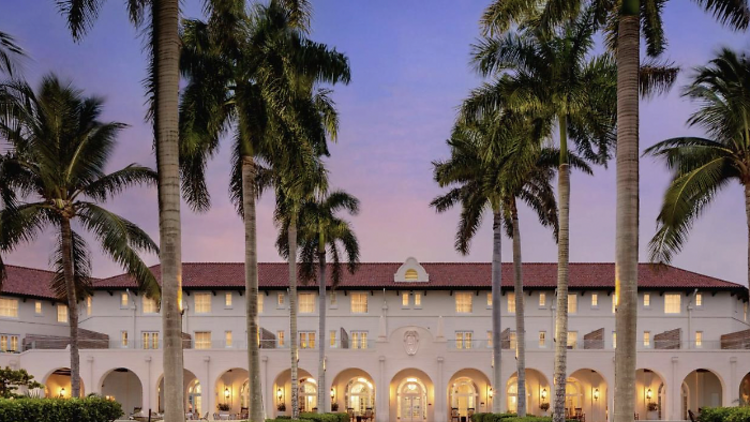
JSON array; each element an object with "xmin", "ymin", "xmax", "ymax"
[{"xmin": 394, "ymin": 257, "xmax": 429, "ymax": 283}]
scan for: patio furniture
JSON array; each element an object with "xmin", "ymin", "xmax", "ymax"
[
  {"xmin": 451, "ymin": 408, "xmax": 460, "ymax": 422},
  {"xmin": 363, "ymin": 408, "xmax": 374, "ymax": 422},
  {"xmin": 347, "ymin": 408, "xmax": 355, "ymax": 422}
]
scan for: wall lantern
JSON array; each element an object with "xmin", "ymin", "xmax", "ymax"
[
  {"xmin": 277, "ymin": 388, "xmax": 284, "ymax": 403},
  {"xmin": 593, "ymin": 388, "xmax": 600, "ymax": 401},
  {"xmin": 225, "ymin": 387, "xmax": 231, "ymax": 399},
  {"xmin": 330, "ymin": 388, "xmax": 336, "ymax": 399},
  {"xmin": 489, "ymin": 387, "xmax": 494, "ymax": 398},
  {"xmin": 646, "ymin": 389, "xmax": 653, "ymax": 401},
  {"xmin": 59, "ymin": 387, "xmax": 66, "ymax": 398},
  {"xmin": 541, "ymin": 388, "xmax": 547, "ymax": 401}
]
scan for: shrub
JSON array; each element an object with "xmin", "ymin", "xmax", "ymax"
[
  {"xmin": 300, "ymin": 412, "xmax": 350, "ymax": 422},
  {"xmin": 700, "ymin": 407, "xmax": 750, "ymax": 422},
  {"xmin": 0, "ymin": 396, "xmax": 122, "ymax": 422}
]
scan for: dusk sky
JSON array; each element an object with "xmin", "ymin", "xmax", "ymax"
[{"xmin": 3, "ymin": 1, "xmax": 750, "ymax": 286}]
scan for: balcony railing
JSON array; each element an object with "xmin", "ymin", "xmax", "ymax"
[{"xmin": 446, "ymin": 339, "xmax": 736, "ymax": 351}]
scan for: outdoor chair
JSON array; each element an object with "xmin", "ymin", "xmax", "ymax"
[
  {"xmin": 451, "ymin": 408, "xmax": 460, "ymax": 422},
  {"xmin": 688, "ymin": 410, "xmax": 697, "ymax": 422},
  {"xmin": 363, "ymin": 407, "xmax": 374, "ymax": 422},
  {"xmin": 347, "ymin": 407, "xmax": 355, "ymax": 422}
]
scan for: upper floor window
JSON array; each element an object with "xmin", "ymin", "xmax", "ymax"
[
  {"xmin": 120, "ymin": 293, "xmax": 129, "ymax": 308},
  {"xmin": 414, "ymin": 292, "xmax": 422, "ymax": 307},
  {"xmin": 643, "ymin": 293, "xmax": 651, "ymax": 308},
  {"xmin": 277, "ymin": 292, "xmax": 285, "ymax": 308},
  {"xmin": 402, "ymin": 293, "xmax": 409, "ymax": 307},
  {"xmin": 351, "ymin": 331, "xmax": 368, "ymax": 349},
  {"xmin": 330, "ymin": 291, "xmax": 337, "ymax": 307},
  {"xmin": 225, "ymin": 331, "xmax": 233, "ymax": 348},
  {"xmin": 86, "ymin": 297, "xmax": 92, "ymax": 316},
  {"xmin": 195, "ymin": 293, "xmax": 211, "ymax": 314},
  {"xmin": 613, "ymin": 331, "xmax": 617, "ymax": 349},
  {"xmin": 456, "ymin": 293, "xmax": 472, "ymax": 313},
  {"xmin": 35, "ymin": 301, "xmax": 43, "ymax": 316},
  {"xmin": 568, "ymin": 331, "xmax": 578, "ymax": 349},
  {"xmin": 404, "ymin": 269, "xmax": 419, "ymax": 281},
  {"xmin": 351, "ymin": 293, "xmax": 368, "ymax": 313},
  {"xmin": 509, "ymin": 331, "xmax": 517, "ymax": 351},
  {"xmin": 300, "ymin": 331, "xmax": 316, "ymax": 349},
  {"xmin": 568, "ymin": 294, "xmax": 577, "ymax": 314},
  {"xmin": 143, "ymin": 331, "xmax": 159, "ymax": 349},
  {"xmin": 591, "ymin": 294, "xmax": 599, "ymax": 308},
  {"xmin": 487, "ymin": 292, "xmax": 492, "ymax": 308},
  {"xmin": 539, "ymin": 292, "xmax": 547, "ymax": 308},
  {"xmin": 225, "ymin": 292, "xmax": 233, "ymax": 308},
  {"xmin": 330, "ymin": 330, "xmax": 337, "ymax": 348},
  {"xmin": 121, "ymin": 331, "xmax": 129, "ymax": 348},
  {"xmin": 613, "ymin": 295, "xmax": 619, "ymax": 313},
  {"xmin": 539, "ymin": 331, "xmax": 546, "ymax": 347},
  {"xmin": 257, "ymin": 295, "xmax": 264, "ymax": 313},
  {"xmin": 299, "ymin": 293, "xmax": 315, "ymax": 313},
  {"xmin": 277, "ymin": 331, "xmax": 285, "ymax": 347},
  {"xmin": 57, "ymin": 304, "xmax": 68, "ymax": 323},
  {"xmin": 665, "ymin": 294, "xmax": 681, "ymax": 314},
  {"xmin": 508, "ymin": 293, "xmax": 516, "ymax": 313},
  {"xmin": 0, "ymin": 334, "xmax": 19, "ymax": 352},
  {"xmin": 486, "ymin": 331, "xmax": 493, "ymax": 348},
  {"xmin": 643, "ymin": 331, "xmax": 651, "ymax": 348},
  {"xmin": 0, "ymin": 298, "xmax": 19, "ymax": 318},
  {"xmin": 195, "ymin": 331, "xmax": 211, "ymax": 349},
  {"xmin": 455, "ymin": 331, "xmax": 472, "ymax": 349},
  {"xmin": 142, "ymin": 296, "xmax": 158, "ymax": 314},
  {"xmin": 695, "ymin": 293, "xmax": 703, "ymax": 308},
  {"xmin": 695, "ymin": 331, "xmax": 703, "ymax": 348}
]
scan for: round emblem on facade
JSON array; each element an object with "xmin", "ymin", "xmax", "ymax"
[{"xmin": 404, "ymin": 330, "xmax": 419, "ymax": 356}]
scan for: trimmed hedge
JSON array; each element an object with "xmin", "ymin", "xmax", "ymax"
[
  {"xmin": 472, "ymin": 412, "xmax": 517, "ymax": 422},
  {"xmin": 0, "ymin": 397, "xmax": 122, "ymax": 422},
  {"xmin": 300, "ymin": 412, "xmax": 350, "ymax": 422},
  {"xmin": 699, "ymin": 407, "xmax": 750, "ymax": 422}
]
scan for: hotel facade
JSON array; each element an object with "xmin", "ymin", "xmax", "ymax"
[{"xmin": 1, "ymin": 257, "xmax": 750, "ymax": 422}]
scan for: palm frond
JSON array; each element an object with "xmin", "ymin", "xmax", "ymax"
[{"xmin": 50, "ymin": 229, "xmax": 92, "ymax": 301}]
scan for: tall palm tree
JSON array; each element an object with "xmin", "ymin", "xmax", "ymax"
[
  {"xmin": 647, "ymin": 48, "xmax": 750, "ymax": 280},
  {"xmin": 0, "ymin": 75, "xmax": 160, "ymax": 398},
  {"xmin": 57, "ymin": 1, "xmax": 185, "ymax": 419},
  {"xmin": 179, "ymin": 2, "xmax": 349, "ymax": 419},
  {"xmin": 465, "ymin": 15, "xmax": 617, "ymax": 418},
  {"xmin": 0, "ymin": 31, "xmax": 24, "ymax": 77},
  {"xmin": 277, "ymin": 189, "xmax": 360, "ymax": 414},
  {"xmin": 480, "ymin": 3, "xmax": 747, "ymax": 422}
]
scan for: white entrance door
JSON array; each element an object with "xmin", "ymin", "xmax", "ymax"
[{"xmin": 402, "ymin": 393, "xmax": 423, "ymax": 422}]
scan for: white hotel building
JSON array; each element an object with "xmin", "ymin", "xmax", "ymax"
[{"xmin": 1, "ymin": 257, "xmax": 750, "ymax": 422}]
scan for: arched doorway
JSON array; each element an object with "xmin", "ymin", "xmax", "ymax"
[
  {"xmin": 568, "ymin": 369, "xmax": 607, "ymax": 422},
  {"xmin": 681, "ymin": 369, "xmax": 723, "ymax": 419},
  {"xmin": 448, "ymin": 369, "xmax": 490, "ymax": 417},
  {"xmin": 157, "ymin": 369, "xmax": 199, "ymax": 415},
  {"xmin": 273, "ymin": 368, "xmax": 314, "ymax": 417},
  {"xmin": 300, "ymin": 377, "xmax": 318, "ymax": 412},
  {"xmin": 331, "ymin": 368, "xmax": 376, "ymax": 416},
  {"xmin": 101, "ymin": 368, "xmax": 143, "ymax": 417},
  {"xmin": 635, "ymin": 369, "xmax": 665, "ymax": 420},
  {"xmin": 506, "ymin": 369, "xmax": 551, "ymax": 416},
  {"xmin": 739, "ymin": 373, "xmax": 750, "ymax": 406},
  {"xmin": 390, "ymin": 369, "xmax": 433, "ymax": 422},
  {"xmin": 215, "ymin": 368, "xmax": 249, "ymax": 415},
  {"xmin": 44, "ymin": 368, "xmax": 85, "ymax": 398}
]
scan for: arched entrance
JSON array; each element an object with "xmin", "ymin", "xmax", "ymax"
[
  {"xmin": 739, "ymin": 372, "xmax": 750, "ymax": 406},
  {"xmin": 390, "ymin": 369, "xmax": 433, "ymax": 422},
  {"xmin": 273, "ymin": 367, "xmax": 314, "ymax": 417},
  {"xmin": 157, "ymin": 369, "xmax": 199, "ymax": 415},
  {"xmin": 44, "ymin": 368, "xmax": 85, "ymax": 398},
  {"xmin": 101, "ymin": 368, "xmax": 143, "ymax": 417},
  {"xmin": 332, "ymin": 368, "xmax": 376, "ymax": 416},
  {"xmin": 215, "ymin": 368, "xmax": 249, "ymax": 416},
  {"xmin": 635, "ymin": 369, "xmax": 665, "ymax": 420},
  {"xmin": 448, "ymin": 369, "xmax": 491, "ymax": 417},
  {"xmin": 568, "ymin": 369, "xmax": 607, "ymax": 422},
  {"xmin": 506, "ymin": 369, "xmax": 551, "ymax": 416},
  {"xmin": 300, "ymin": 377, "xmax": 318, "ymax": 412},
  {"xmin": 681, "ymin": 369, "xmax": 723, "ymax": 419}
]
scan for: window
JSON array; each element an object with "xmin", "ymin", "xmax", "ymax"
[
  {"xmin": 591, "ymin": 294, "xmax": 599, "ymax": 308},
  {"xmin": 195, "ymin": 293, "xmax": 211, "ymax": 314},
  {"xmin": 487, "ymin": 331, "xmax": 493, "ymax": 348},
  {"xmin": 456, "ymin": 293, "xmax": 472, "ymax": 313},
  {"xmin": 613, "ymin": 296, "xmax": 617, "ymax": 313},
  {"xmin": 120, "ymin": 292, "xmax": 129, "ymax": 308},
  {"xmin": 568, "ymin": 294, "xmax": 577, "ymax": 313},
  {"xmin": 613, "ymin": 332, "xmax": 617, "ymax": 349},
  {"xmin": 257, "ymin": 295, "xmax": 263, "ymax": 313},
  {"xmin": 665, "ymin": 294, "xmax": 681, "ymax": 314},
  {"xmin": 487, "ymin": 292, "xmax": 492, "ymax": 307},
  {"xmin": 330, "ymin": 330, "xmax": 337, "ymax": 348},
  {"xmin": 0, "ymin": 334, "xmax": 19, "ymax": 352},
  {"xmin": 277, "ymin": 331, "xmax": 285, "ymax": 347},
  {"xmin": 414, "ymin": 293, "xmax": 422, "ymax": 307},
  {"xmin": 300, "ymin": 331, "xmax": 316, "ymax": 349},
  {"xmin": 352, "ymin": 331, "xmax": 368, "ymax": 349},
  {"xmin": 509, "ymin": 331, "xmax": 517, "ymax": 351},
  {"xmin": 86, "ymin": 297, "xmax": 91, "ymax": 316},
  {"xmin": 0, "ymin": 298, "xmax": 18, "ymax": 318},
  {"xmin": 404, "ymin": 269, "xmax": 418, "ymax": 281},
  {"xmin": 35, "ymin": 301, "xmax": 43, "ymax": 316},
  {"xmin": 277, "ymin": 292, "xmax": 285, "ymax": 308},
  {"xmin": 539, "ymin": 331, "xmax": 546, "ymax": 347},
  {"xmin": 142, "ymin": 296, "xmax": 158, "ymax": 314},
  {"xmin": 643, "ymin": 293, "xmax": 651, "ymax": 308},
  {"xmin": 195, "ymin": 332, "xmax": 211, "ymax": 349},
  {"xmin": 330, "ymin": 291, "xmax": 337, "ymax": 307},
  {"xmin": 143, "ymin": 332, "xmax": 159, "ymax": 349},
  {"xmin": 456, "ymin": 331, "xmax": 472, "ymax": 349},
  {"xmin": 539, "ymin": 292, "xmax": 546, "ymax": 307},
  {"xmin": 351, "ymin": 293, "xmax": 368, "ymax": 313},
  {"xmin": 644, "ymin": 331, "xmax": 651, "ymax": 348},
  {"xmin": 568, "ymin": 331, "xmax": 578, "ymax": 349},
  {"xmin": 225, "ymin": 292, "xmax": 233, "ymax": 308},
  {"xmin": 695, "ymin": 293, "xmax": 703, "ymax": 308},
  {"xmin": 508, "ymin": 293, "xmax": 516, "ymax": 313},
  {"xmin": 695, "ymin": 331, "xmax": 703, "ymax": 348},
  {"xmin": 299, "ymin": 293, "xmax": 315, "ymax": 313},
  {"xmin": 402, "ymin": 293, "xmax": 409, "ymax": 307},
  {"xmin": 57, "ymin": 304, "xmax": 68, "ymax": 323},
  {"xmin": 121, "ymin": 331, "xmax": 129, "ymax": 348},
  {"xmin": 225, "ymin": 331, "xmax": 233, "ymax": 348}
]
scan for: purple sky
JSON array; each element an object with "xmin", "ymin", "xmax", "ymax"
[{"xmin": 3, "ymin": 1, "xmax": 750, "ymax": 286}]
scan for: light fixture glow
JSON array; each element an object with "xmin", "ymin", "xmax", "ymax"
[
  {"xmin": 225, "ymin": 387, "xmax": 230, "ymax": 398},
  {"xmin": 593, "ymin": 388, "xmax": 600, "ymax": 401},
  {"xmin": 646, "ymin": 389, "xmax": 653, "ymax": 400},
  {"xmin": 59, "ymin": 387, "xmax": 66, "ymax": 398},
  {"xmin": 489, "ymin": 387, "xmax": 494, "ymax": 398},
  {"xmin": 541, "ymin": 388, "xmax": 547, "ymax": 400},
  {"xmin": 330, "ymin": 388, "xmax": 335, "ymax": 398}
]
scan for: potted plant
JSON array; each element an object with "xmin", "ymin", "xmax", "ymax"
[
  {"xmin": 332, "ymin": 402, "xmax": 339, "ymax": 412},
  {"xmin": 218, "ymin": 403, "xmax": 231, "ymax": 418},
  {"xmin": 647, "ymin": 402, "xmax": 659, "ymax": 420},
  {"xmin": 277, "ymin": 402, "xmax": 287, "ymax": 417},
  {"xmin": 540, "ymin": 402, "xmax": 550, "ymax": 415}
]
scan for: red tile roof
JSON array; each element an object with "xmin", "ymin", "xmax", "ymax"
[{"xmin": 1, "ymin": 265, "xmax": 62, "ymax": 300}]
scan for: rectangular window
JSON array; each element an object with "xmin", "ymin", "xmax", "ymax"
[
  {"xmin": 0, "ymin": 298, "xmax": 19, "ymax": 318},
  {"xmin": 35, "ymin": 301, "xmax": 43, "ymax": 316},
  {"xmin": 299, "ymin": 293, "xmax": 315, "ymax": 314},
  {"xmin": 142, "ymin": 296, "xmax": 158, "ymax": 314},
  {"xmin": 120, "ymin": 292, "xmax": 129, "ymax": 308},
  {"xmin": 0, "ymin": 334, "xmax": 19, "ymax": 352},
  {"xmin": 455, "ymin": 331, "xmax": 472, "ymax": 349},
  {"xmin": 195, "ymin": 332, "xmax": 211, "ymax": 349},
  {"xmin": 539, "ymin": 331, "xmax": 546, "ymax": 347},
  {"xmin": 121, "ymin": 331, "xmax": 128, "ymax": 348},
  {"xmin": 57, "ymin": 304, "xmax": 68, "ymax": 323},
  {"xmin": 414, "ymin": 293, "xmax": 422, "ymax": 307},
  {"xmin": 142, "ymin": 332, "xmax": 159, "ymax": 349},
  {"xmin": 539, "ymin": 292, "xmax": 547, "ymax": 307},
  {"xmin": 330, "ymin": 330, "xmax": 337, "ymax": 348},
  {"xmin": 402, "ymin": 293, "xmax": 409, "ymax": 307},
  {"xmin": 86, "ymin": 297, "xmax": 91, "ymax": 316},
  {"xmin": 277, "ymin": 292, "xmax": 285, "ymax": 307},
  {"xmin": 257, "ymin": 295, "xmax": 263, "ymax": 313},
  {"xmin": 695, "ymin": 331, "xmax": 703, "ymax": 348},
  {"xmin": 644, "ymin": 331, "xmax": 651, "ymax": 348},
  {"xmin": 509, "ymin": 331, "xmax": 517, "ymax": 351},
  {"xmin": 456, "ymin": 293, "xmax": 472, "ymax": 313},
  {"xmin": 568, "ymin": 331, "xmax": 578, "ymax": 349},
  {"xmin": 568, "ymin": 294, "xmax": 578, "ymax": 314},
  {"xmin": 613, "ymin": 296, "xmax": 617, "ymax": 313},
  {"xmin": 508, "ymin": 293, "xmax": 516, "ymax": 313},
  {"xmin": 194, "ymin": 293, "xmax": 211, "ymax": 314},
  {"xmin": 351, "ymin": 331, "xmax": 368, "ymax": 349},
  {"xmin": 487, "ymin": 331, "xmax": 493, "ymax": 348},
  {"xmin": 487, "ymin": 292, "xmax": 492, "ymax": 307},
  {"xmin": 225, "ymin": 292, "xmax": 233, "ymax": 308},
  {"xmin": 225, "ymin": 331, "xmax": 233, "ymax": 348},
  {"xmin": 351, "ymin": 293, "xmax": 368, "ymax": 313},
  {"xmin": 330, "ymin": 291, "xmax": 337, "ymax": 307},
  {"xmin": 665, "ymin": 294, "xmax": 681, "ymax": 314},
  {"xmin": 695, "ymin": 293, "xmax": 703, "ymax": 308},
  {"xmin": 277, "ymin": 331, "xmax": 285, "ymax": 347},
  {"xmin": 591, "ymin": 294, "xmax": 599, "ymax": 308},
  {"xmin": 300, "ymin": 331, "xmax": 316, "ymax": 349},
  {"xmin": 643, "ymin": 293, "xmax": 651, "ymax": 308},
  {"xmin": 613, "ymin": 331, "xmax": 617, "ymax": 349}
]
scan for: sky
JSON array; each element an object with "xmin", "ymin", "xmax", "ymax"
[{"xmin": 3, "ymin": 1, "xmax": 750, "ymax": 286}]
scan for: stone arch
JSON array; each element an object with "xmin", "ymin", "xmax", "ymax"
[
  {"xmin": 681, "ymin": 369, "xmax": 724, "ymax": 419},
  {"xmin": 215, "ymin": 367, "xmax": 249, "ymax": 416},
  {"xmin": 447, "ymin": 368, "xmax": 491, "ymax": 417},
  {"xmin": 156, "ymin": 369, "xmax": 199, "ymax": 415},
  {"xmin": 635, "ymin": 368, "xmax": 667, "ymax": 420},
  {"xmin": 43, "ymin": 367, "xmax": 85, "ymax": 398},
  {"xmin": 331, "ymin": 368, "xmax": 376, "ymax": 415},
  {"xmin": 506, "ymin": 368, "xmax": 551, "ymax": 416},
  {"xmin": 567, "ymin": 368, "xmax": 607, "ymax": 422},
  {"xmin": 273, "ymin": 367, "xmax": 314, "ymax": 417},
  {"xmin": 390, "ymin": 368, "xmax": 434, "ymax": 422},
  {"xmin": 100, "ymin": 367, "xmax": 143, "ymax": 417}
]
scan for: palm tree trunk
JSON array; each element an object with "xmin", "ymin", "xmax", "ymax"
[
  {"xmin": 289, "ymin": 217, "xmax": 300, "ymax": 420},
  {"xmin": 152, "ymin": 1, "xmax": 184, "ymax": 420},
  {"xmin": 511, "ymin": 200, "xmax": 526, "ymax": 418},
  {"xmin": 60, "ymin": 217, "xmax": 80, "ymax": 398},
  {"xmin": 553, "ymin": 115, "xmax": 570, "ymax": 422},
  {"xmin": 491, "ymin": 208, "xmax": 502, "ymax": 413},
  {"xmin": 316, "ymin": 235, "xmax": 327, "ymax": 414},
  {"xmin": 746, "ymin": 184, "xmax": 750, "ymax": 291},
  {"xmin": 242, "ymin": 155, "xmax": 264, "ymax": 422},
  {"xmin": 614, "ymin": 5, "xmax": 640, "ymax": 422}
]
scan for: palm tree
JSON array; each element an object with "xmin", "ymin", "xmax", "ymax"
[
  {"xmin": 0, "ymin": 75, "xmax": 160, "ymax": 398},
  {"xmin": 57, "ymin": 1, "xmax": 185, "ymax": 419},
  {"xmin": 647, "ymin": 48, "xmax": 750, "ymax": 280},
  {"xmin": 179, "ymin": 2, "xmax": 349, "ymax": 419},
  {"xmin": 277, "ymin": 189, "xmax": 360, "ymax": 414},
  {"xmin": 0, "ymin": 31, "xmax": 23, "ymax": 77},
  {"xmin": 465, "ymin": 15, "xmax": 617, "ymax": 418}
]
